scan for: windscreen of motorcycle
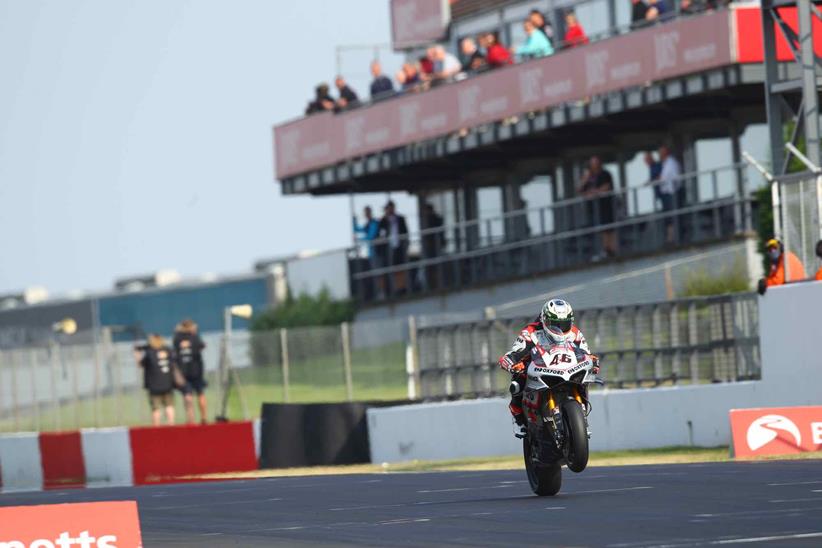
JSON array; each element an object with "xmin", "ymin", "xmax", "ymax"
[{"xmin": 527, "ymin": 331, "xmax": 583, "ymax": 384}]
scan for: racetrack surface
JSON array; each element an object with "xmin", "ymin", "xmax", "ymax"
[{"xmin": 3, "ymin": 460, "xmax": 822, "ymax": 547}]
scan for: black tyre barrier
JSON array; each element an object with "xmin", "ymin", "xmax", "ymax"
[{"xmin": 259, "ymin": 401, "xmax": 409, "ymax": 469}]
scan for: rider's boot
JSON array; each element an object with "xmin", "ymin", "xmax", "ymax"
[{"xmin": 510, "ymin": 403, "xmax": 526, "ymax": 439}]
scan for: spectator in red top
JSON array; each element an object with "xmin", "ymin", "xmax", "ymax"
[
  {"xmin": 563, "ymin": 11, "xmax": 589, "ymax": 48},
  {"xmin": 481, "ymin": 32, "xmax": 512, "ymax": 68}
]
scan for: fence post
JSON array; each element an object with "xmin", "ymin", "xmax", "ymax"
[
  {"xmin": 92, "ymin": 329, "xmax": 103, "ymax": 428},
  {"xmin": 341, "ymin": 322, "xmax": 354, "ymax": 402},
  {"xmin": 48, "ymin": 340, "xmax": 61, "ymax": 431},
  {"xmin": 280, "ymin": 328, "xmax": 291, "ymax": 403},
  {"xmin": 10, "ymin": 350, "xmax": 20, "ymax": 432},
  {"xmin": 688, "ymin": 303, "xmax": 699, "ymax": 384},
  {"xmin": 28, "ymin": 348, "xmax": 40, "ymax": 432},
  {"xmin": 70, "ymin": 346, "xmax": 81, "ymax": 429},
  {"xmin": 406, "ymin": 316, "xmax": 420, "ymax": 400}
]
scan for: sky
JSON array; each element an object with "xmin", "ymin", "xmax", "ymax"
[{"xmin": 0, "ymin": 0, "xmax": 414, "ymax": 296}]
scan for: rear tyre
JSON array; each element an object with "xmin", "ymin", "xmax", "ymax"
[
  {"xmin": 562, "ymin": 400, "xmax": 589, "ymax": 473},
  {"xmin": 523, "ymin": 438, "xmax": 562, "ymax": 496}
]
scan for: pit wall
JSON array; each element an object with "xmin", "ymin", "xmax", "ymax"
[
  {"xmin": 0, "ymin": 420, "xmax": 261, "ymax": 493},
  {"xmin": 367, "ymin": 281, "xmax": 822, "ymax": 463}
]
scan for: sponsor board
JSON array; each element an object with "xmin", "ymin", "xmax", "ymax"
[
  {"xmin": 0, "ymin": 501, "xmax": 142, "ymax": 548},
  {"xmin": 729, "ymin": 406, "xmax": 822, "ymax": 458}
]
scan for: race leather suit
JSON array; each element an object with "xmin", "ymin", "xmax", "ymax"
[{"xmin": 498, "ymin": 319, "xmax": 591, "ymax": 423}]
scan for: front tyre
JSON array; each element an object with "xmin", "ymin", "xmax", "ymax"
[
  {"xmin": 562, "ymin": 400, "xmax": 589, "ymax": 473},
  {"xmin": 523, "ymin": 438, "xmax": 562, "ymax": 496}
]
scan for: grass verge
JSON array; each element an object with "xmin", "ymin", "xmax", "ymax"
[{"xmin": 194, "ymin": 446, "xmax": 822, "ymax": 481}]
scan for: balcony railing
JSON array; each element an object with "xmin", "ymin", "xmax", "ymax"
[{"xmin": 349, "ymin": 163, "xmax": 757, "ymax": 304}]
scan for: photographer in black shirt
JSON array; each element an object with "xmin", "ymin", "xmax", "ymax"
[
  {"xmin": 173, "ymin": 319, "xmax": 208, "ymax": 424},
  {"xmin": 135, "ymin": 334, "xmax": 177, "ymax": 426}
]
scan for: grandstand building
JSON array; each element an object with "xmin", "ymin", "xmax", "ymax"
[{"xmin": 272, "ymin": 0, "xmax": 819, "ymax": 321}]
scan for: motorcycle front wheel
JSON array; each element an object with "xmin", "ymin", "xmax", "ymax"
[
  {"xmin": 523, "ymin": 438, "xmax": 562, "ymax": 496},
  {"xmin": 561, "ymin": 399, "xmax": 589, "ymax": 473}
]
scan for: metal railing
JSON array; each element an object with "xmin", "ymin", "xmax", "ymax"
[
  {"xmin": 0, "ymin": 318, "xmax": 410, "ymax": 433},
  {"xmin": 350, "ymin": 163, "xmax": 756, "ymax": 302},
  {"xmin": 309, "ymin": 3, "xmax": 728, "ymax": 116},
  {"xmin": 414, "ymin": 292, "xmax": 760, "ymax": 399}
]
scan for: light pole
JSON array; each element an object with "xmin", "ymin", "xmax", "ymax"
[
  {"xmin": 48, "ymin": 318, "xmax": 76, "ymax": 431},
  {"xmin": 216, "ymin": 304, "xmax": 253, "ymax": 421}
]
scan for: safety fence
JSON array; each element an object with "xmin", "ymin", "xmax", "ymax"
[
  {"xmin": 349, "ymin": 163, "xmax": 756, "ymax": 303},
  {"xmin": 774, "ymin": 171, "xmax": 822, "ymax": 279},
  {"xmin": 414, "ymin": 293, "xmax": 760, "ymax": 399},
  {"xmin": 0, "ymin": 318, "xmax": 409, "ymax": 433}
]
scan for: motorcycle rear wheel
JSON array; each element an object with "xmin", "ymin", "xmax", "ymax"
[
  {"xmin": 523, "ymin": 438, "xmax": 562, "ymax": 496},
  {"xmin": 562, "ymin": 399, "xmax": 589, "ymax": 473}
]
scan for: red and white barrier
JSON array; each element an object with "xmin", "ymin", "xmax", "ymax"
[{"xmin": 0, "ymin": 420, "xmax": 261, "ymax": 493}]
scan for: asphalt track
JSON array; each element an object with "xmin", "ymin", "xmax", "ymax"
[{"xmin": 3, "ymin": 460, "xmax": 822, "ymax": 547}]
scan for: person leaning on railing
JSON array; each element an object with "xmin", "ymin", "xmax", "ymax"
[
  {"xmin": 815, "ymin": 240, "xmax": 822, "ymax": 281},
  {"xmin": 757, "ymin": 238, "xmax": 807, "ymax": 295}
]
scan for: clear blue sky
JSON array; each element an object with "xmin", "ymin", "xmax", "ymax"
[{"xmin": 0, "ymin": 0, "xmax": 413, "ymax": 296}]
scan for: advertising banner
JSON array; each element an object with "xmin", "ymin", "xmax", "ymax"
[
  {"xmin": 274, "ymin": 10, "xmax": 733, "ymax": 179},
  {"xmin": 0, "ymin": 501, "xmax": 142, "ymax": 548},
  {"xmin": 729, "ymin": 406, "xmax": 822, "ymax": 458}
]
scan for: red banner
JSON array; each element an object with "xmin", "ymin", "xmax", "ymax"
[
  {"xmin": 0, "ymin": 501, "xmax": 143, "ymax": 548},
  {"xmin": 274, "ymin": 9, "xmax": 734, "ymax": 179},
  {"xmin": 730, "ymin": 406, "xmax": 822, "ymax": 459}
]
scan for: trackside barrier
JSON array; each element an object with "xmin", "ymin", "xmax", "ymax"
[
  {"xmin": 0, "ymin": 420, "xmax": 261, "ymax": 493},
  {"xmin": 368, "ymin": 282, "xmax": 822, "ymax": 463}
]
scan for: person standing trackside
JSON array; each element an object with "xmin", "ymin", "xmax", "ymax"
[
  {"xmin": 757, "ymin": 238, "xmax": 807, "ymax": 294},
  {"xmin": 378, "ymin": 200, "xmax": 409, "ymax": 294},
  {"xmin": 814, "ymin": 240, "xmax": 822, "ymax": 281},
  {"xmin": 135, "ymin": 334, "xmax": 177, "ymax": 426},
  {"xmin": 174, "ymin": 319, "xmax": 208, "ymax": 424}
]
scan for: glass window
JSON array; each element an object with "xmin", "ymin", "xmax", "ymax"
[
  {"xmin": 695, "ymin": 137, "xmax": 735, "ymax": 201},
  {"xmin": 573, "ymin": 0, "xmax": 611, "ymax": 42},
  {"xmin": 520, "ymin": 175, "xmax": 554, "ymax": 235},
  {"xmin": 477, "ymin": 186, "xmax": 505, "ymax": 246},
  {"xmin": 740, "ymin": 123, "xmax": 769, "ymax": 193}
]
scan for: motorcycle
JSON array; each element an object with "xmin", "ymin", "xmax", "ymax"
[{"xmin": 511, "ymin": 326, "xmax": 602, "ymax": 496}]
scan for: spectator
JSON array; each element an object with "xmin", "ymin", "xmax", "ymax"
[
  {"xmin": 482, "ymin": 32, "xmax": 513, "ymax": 68},
  {"xmin": 135, "ymin": 334, "xmax": 177, "ymax": 426},
  {"xmin": 335, "ymin": 76, "xmax": 359, "ymax": 111},
  {"xmin": 353, "ymin": 205, "xmax": 381, "ymax": 268},
  {"xmin": 173, "ymin": 319, "xmax": 207, "ymax": 425},
  {"xmin": 378, "ymin": 200, "xmax": 409, "ymax": 294},
  {"xmin": 646, "ymin": 0, "xmax": 669, "ymax": 22},
  {"xmin": 680, "ymin": 0, "xmax": 702, "ymax": 14},
  {"xmin": 305, "ymin": 83, "xmax": 335, "ymax": 115},
  {"xmin": 516, "ymin": 19, "xmax": 555, "ymax": 60},
  {"xmin": 528, "ymin": 9, "xmax": 555, "ymax": 41},
  {"xmin": 757, "ymin": 238, "xmax": 807, "ymax": 295},
  {"xmin": 644, "ymin": 151, "xmax": 663, "ymax": 205},
  {"xmin": 398, "ymin": 62, "xmax": 421, "ymax": 91},
  {"xmin": 658, "ymin": 144, "xmax": 682, "ymax": 243},
  {"xmin": 460, "ymin": 36, "xmax": 486, "ymax": 73},
  {"xmin": 369, "ymin": 60, "xmax": 394, "ymax": 100},
  {"xmin": 419, "ymin": 49, "xmax": 436, "ymax": 81},
  {"xmin": 579, "ymin": 156, "xmax": 617, "ymax": 258},
  {"xmin": 815, "ymin": 240, "xmax": 822, "ymax": 281},
  {"xmin": 563, "ymin": 11, "xmax": 589, "ymax": 48},
  {"xmin": 421, "ymin": 203, "xmax": 445, "ymax": 259},
  {"xmin": 431, "ymin": 45, "xmax": 461, "ymax": 83},
  {"xmin": 631, "ymin": 0, "xmax": 650, "ymax": 28}
]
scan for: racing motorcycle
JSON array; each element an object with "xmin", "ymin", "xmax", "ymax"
[{"xmin": 511, "ymin": 326, "xmax": 602, "ymax": 496}]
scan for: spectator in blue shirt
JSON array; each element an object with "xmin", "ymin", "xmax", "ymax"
[
  {"xmin": 369, "ymin": 60, "xmax": 394, "ymax": 100},
  {"xmin": 353, "ymin": 206, "xmax": 381, "ymax": 267},
  {"xmin": 516, "ymin": 19, "xmax": 554, "ymax": 60}
]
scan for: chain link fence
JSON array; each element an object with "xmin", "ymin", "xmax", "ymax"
[
  {"xmin": 416, "ymin": 293, "xmax": 760, "ymax": 399},
  {"xmin": 0, "ymin": 318, "xmax": 410, "ymax": 433},
  {"xmin": 777, "ymin": 173, "xmax": 822, "ymax": 278}
]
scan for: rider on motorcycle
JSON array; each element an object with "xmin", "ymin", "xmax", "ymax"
[{"xmin": 498, "ymin": 298, "xmax": 598, "ymax": 438}]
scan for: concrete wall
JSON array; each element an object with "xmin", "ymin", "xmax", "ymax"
[
  {"xmin": 367, "ymin": 281, "xmax": 822, "ymax": 463},
  {"xmin": 357, "ymin": 239, "xmax": 756, "ymax": 325}
]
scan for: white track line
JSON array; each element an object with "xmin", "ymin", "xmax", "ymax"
[
  {"xmin": 574, "ymin": 486, "xmax": 653, "ymax": 495},
  {"xmin": 709, "ymin": 531, "xmax": 822, "ymax": 544},
  {"xmin": 768, "ymin": 479, "xmax": 822, "ymax": 486}
]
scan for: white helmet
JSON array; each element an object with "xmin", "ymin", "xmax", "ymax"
[{"xmin": 540, "ymin": 298, "xmax": 575, "ymax": 335}]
